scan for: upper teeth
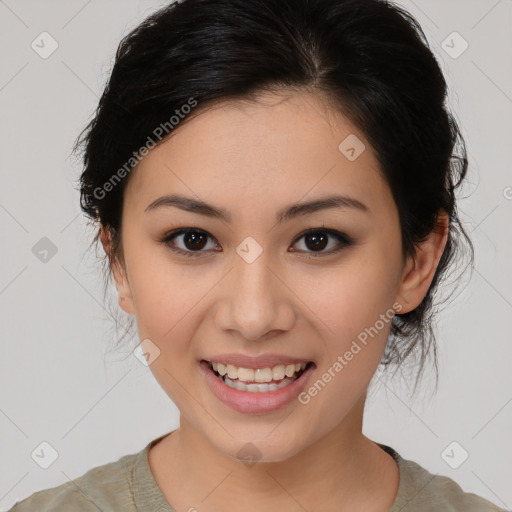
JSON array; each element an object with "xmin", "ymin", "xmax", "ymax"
[{"xmin": 211, "ymin": 361, "xmax": 307, "ymax": 383}]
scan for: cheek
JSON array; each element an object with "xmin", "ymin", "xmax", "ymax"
[
  {"xmin": 297, "ymin": 255, "xmax": 398, "ymax": 417},
  {"xmin": 123, "ymin": 240, "xmax": 197, "ymax": 339},
  {"xmin": 314, "ymin": 258, "xmax": 396, "ymax": 326},
  {"xmin": 301, "ymin": 245, "xmax": 400, "ymax": 368}
]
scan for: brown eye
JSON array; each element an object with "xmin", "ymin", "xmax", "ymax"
[
  {"xmin": 162, "ymin": 228, "xmax": 219, "ymax": 257},
  {"xmin": 181, "ymin": 231, "xmax": 208, "ymax": 250},
  {"xmin": 290, "ymin": 229, "xmax": 352, "ymax": 257},
  {"xmin": 303, "ymin": 231, "xmax": 329, "ymax": 251}
]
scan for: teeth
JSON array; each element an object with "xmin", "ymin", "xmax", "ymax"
[
  {"xmin": 211, "ymin": 361, "xmax": 308, "ymax": 383},
  {"xmin": 226, "ymin": 364, "xmax": 238, "ymax": 379},
  {"xmin": 223, "ymin": 375, "xmax": 296, "ymax": 392}
]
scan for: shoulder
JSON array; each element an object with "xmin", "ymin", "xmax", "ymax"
[
  {"xmin": 380, "ymin": 444, "xmax": 509, "ymax": 512},
  {"xmin": 7, "ymin": 450, "xmax": 139, "ymax": 512}
]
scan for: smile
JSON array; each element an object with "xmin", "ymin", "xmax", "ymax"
[
  {"xmin": 199, "ymin": 358, "xmax": 316, "ymax": 413},
  {"xmin": 206, "ymin": 360, "xmax": 313, "ymax": 393}
]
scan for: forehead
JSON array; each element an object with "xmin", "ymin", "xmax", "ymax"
[{"xmin": 124, "ymin": 89, "xmax": 393, "ymax": 222}]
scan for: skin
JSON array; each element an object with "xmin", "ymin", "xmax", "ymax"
[{"xmin": 102, "ymin": 89, "xmax": 449, "ymax": 511}]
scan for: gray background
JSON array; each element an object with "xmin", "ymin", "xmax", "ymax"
[{"xmin": 0, "ymin": 0, "xmax": 511, "ymax": 509}]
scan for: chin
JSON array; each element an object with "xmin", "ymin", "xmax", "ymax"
[{"xmin": 214, "ymin": 429, "xmax": 310, "ymax": 466}]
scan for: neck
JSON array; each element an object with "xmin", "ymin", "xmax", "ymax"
[{"xmin": 149, "ymin": 395, "xmax": 399, "ymax": 511}]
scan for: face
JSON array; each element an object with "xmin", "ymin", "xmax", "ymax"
[{"xmin": 108, "ymin": 89, "xmax": 432, "ymax": 463}]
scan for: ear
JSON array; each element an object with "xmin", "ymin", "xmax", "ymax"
[
  {"xmin": 395, "ymin": 210, "xmax": 450, "ymax": 314},
  {"xmin": 100, "ymin": 225, "xmax": 136, "ymax": 316}
]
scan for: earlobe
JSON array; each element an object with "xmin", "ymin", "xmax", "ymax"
[
  {"xmin": 111, "ymin": 260, "xmax": 136, "ymax": 315},
  {"xmin": 395, "ymin": 211, "xmax": 450, "ymax": 314},
  {"xmin": 100, "ymin": 225, "xmax": 136, "ymax": 316}
]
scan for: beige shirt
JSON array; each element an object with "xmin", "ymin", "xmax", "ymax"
[{"xmin": 8, "ymin": 432, "xmax": 508, "ymax": 511}]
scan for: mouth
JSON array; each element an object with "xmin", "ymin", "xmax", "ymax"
[
  {"xmin": 199, "ymin": 357, "xmax": 316, "ymax": 413},
  {"xmin": 201, "ymin": 359, "xmax": 315, "ymax": 393}
]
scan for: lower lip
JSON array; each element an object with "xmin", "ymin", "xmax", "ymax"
[{"xmin": 199, "ymin": 360, "xmax": 315, "ymax": 414}]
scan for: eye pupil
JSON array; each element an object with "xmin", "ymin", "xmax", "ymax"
[
  {"xmin": 305, "ymin": 232, "xmax": 328, "ymax": 251},
  {"xmin": 185, "ymin": 231, "xmax": 207, "ymax": 250}
]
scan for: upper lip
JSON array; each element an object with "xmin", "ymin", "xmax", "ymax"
[{"xmin": 202, "ymin": 353, "xmax": 314, "ymax": 369}]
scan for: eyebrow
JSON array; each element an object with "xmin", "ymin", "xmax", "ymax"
[{"xmin": 144, "ymin": 193, "xmax": 370, "ymax": 223}]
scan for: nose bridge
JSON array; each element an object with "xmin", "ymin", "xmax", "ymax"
[
  {"xmin": 233, "ymin": 246, "xmax": 278, "ymax": 317},
  {"xmin": 235, "ymin": 247, "xmax": 274, "ymax": 303}
]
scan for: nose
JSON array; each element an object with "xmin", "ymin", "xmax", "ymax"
[{"xmin": 214, "ymin": 248, "xmax": 296, "ymax": 341}]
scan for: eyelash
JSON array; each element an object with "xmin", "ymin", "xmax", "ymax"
[{"xmin": 160, "ymin": 227, "xmax": 353, "ymax": 259}]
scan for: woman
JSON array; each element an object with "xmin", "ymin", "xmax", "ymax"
[{"xmin": 9, "ymin": 0, "xmax": 508, "ymax": 510}]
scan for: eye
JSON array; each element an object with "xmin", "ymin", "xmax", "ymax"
[
  {"xmin": 161, "ymin": 227, "xmax": 353, "ymax": 258},
  {"xmin": 290, "ymin": 228, "xmax": 353, "ymax": 258},
  {"xmin": 161, "ymin": 228, "xmax": 220, "ymax": 258}
]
